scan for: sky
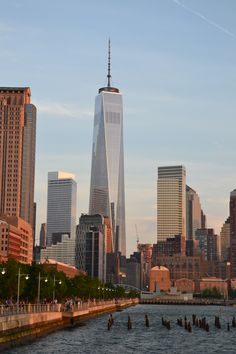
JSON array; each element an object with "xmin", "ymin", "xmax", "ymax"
[{"xmin": 0, "ymin": 0, "xmax": 236, "ymax": 256}]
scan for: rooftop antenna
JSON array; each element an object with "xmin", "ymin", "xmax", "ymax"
[{"xmin": 107, "ymin": 38, "xmax": 111, "ymax": 87}]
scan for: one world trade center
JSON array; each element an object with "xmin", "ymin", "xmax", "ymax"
[{"xmin": 89, "ymin": 41, "xmax": 126, "ymax": 255}]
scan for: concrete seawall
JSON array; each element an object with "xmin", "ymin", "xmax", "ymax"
[{"xmin": 0, "ymin": 299, "xmax": 138, "ymax": 350}]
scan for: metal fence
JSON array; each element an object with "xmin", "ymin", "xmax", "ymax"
[{"xmin": 0, "ymin": 298, "xmax": 138, "ymax": 317}]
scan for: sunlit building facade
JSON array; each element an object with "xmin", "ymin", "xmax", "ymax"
[
  {"xmin": 89, "ymin": 42, "xmax": 126, "ymax": 255},
  {"xmin": 186, "ymin": 185, "xmax": 202, "ymax": 240},
  {"xmin": 157, "ymin": 165, "xmax": 186, "ymax": 241},
  {"xmin": 46, "ymin": 171, "xmax": 77, "ymax": 246}
]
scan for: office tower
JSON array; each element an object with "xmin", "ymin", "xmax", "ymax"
[
  {"xmin": 46, "ymin": 171, "xmax": 77, "ymax": 246},
  {"xmin": 186, "ymin": 185, "xmax": 202, "ymax": 240},
  {"xmin": 206, "ymin": 230, "xmax": 218, "ymax": 261},
  {"xmin": 157, "ymin": 165, "xmax": 186, "ymax": 241},
  {"xmin": 230, "ymin": 190, "xmax": 236, "ymax": 278},
  {"xmin": 89, "ymin": 41, "xmax": 126, "ymax": 255},
  {"xmin": 76, "ymin": 214, "xmax": 109, "ymax": 281},
  {"xmin": 0, "ymin": 87, "xmax": 36, "ymax": 227},
  {"xmin": 220, "ymin": 217, "xmax": 230, "ymax": 261},
  {"xmin": 39, "ymin": 223, "xmax": 47, "ymax": 248},
  {"xmin": 195, "ymin": 228, "xmax": 218, "ymax": 261}
]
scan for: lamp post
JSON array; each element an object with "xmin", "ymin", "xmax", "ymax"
[
  {"xmin": 0, "ymin": 268, "xmax": 6, "ymax": 275},
  {"xmin": 17, "ymin": 268, "xmax": 29, "ymax": 311},
  {"xmin": 53, "ymin": 275, "xmax": 62, "ymax": 303},
  {"xmin": 37, "ymin": 272, "xmax": 48, "ymax": 304}
]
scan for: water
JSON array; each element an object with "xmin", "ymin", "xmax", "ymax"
[{"xmin": 5, "ymin": 304, "xmax": 236, "ymax": 354}]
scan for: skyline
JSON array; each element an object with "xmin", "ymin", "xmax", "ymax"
[{"xmin": 0, "ymin": 0, "xmax": 236, "ymax": 255}]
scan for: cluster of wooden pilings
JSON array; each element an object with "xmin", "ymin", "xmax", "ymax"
[
  {"xmin": 161, "ymin": 317, "xmax": 171, "ymax": 330},
  {"xmin": 106, "ymin": 314, "xmax": 236, "ymax": 332}
]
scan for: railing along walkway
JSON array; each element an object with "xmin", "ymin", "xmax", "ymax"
[{"xmin": 0, "ymin": 298, "xmax": 137, "ymax": 317}]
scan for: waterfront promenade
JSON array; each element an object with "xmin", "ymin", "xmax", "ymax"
[
  {"xmin": 5, "ymin": 304, "xmax": 236, "ymax": 354},
  {"xmin": 0, "ymin": 298, "xmax": 138, "ymax": 350}
]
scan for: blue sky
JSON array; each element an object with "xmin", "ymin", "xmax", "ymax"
[{"xmin": 1, "ymin": 0, "xmax": 236, "ymax": 255}]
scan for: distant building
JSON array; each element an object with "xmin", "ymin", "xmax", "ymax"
[
  {"xmin": 0, "ymin": 215, "xmax": 33, "ymax": 264},
  {"xmin": 106, "ymin": 252, "xmax": 120, "ymax": 284},
  {"xmin": 41, "ymin": 234, "xmax": 76, "ymax": 266},
  {"xmin": 186, "ymin": 239, "xmax": 200, "ymax": 257},
  {"xmin": 195, "ymin": 228, "xmax": 218, "ymax": 261},
  {"xmin": 230, "ymin": 190, "xmax": 236, "ymax": 278},
  {"xmin": 33, "ymin": 245, "xmax": 41, "ymax": 263},
  {"xmin": 39, "ymin": 223, "xmax": 47, "ymax": 248},
  {"xmin": 46, "ymin": 171, "xmax": 77, "ymax": 246},
  {"xmin": 157, "ymin": 165, "xmax": 186, "ymax": 241},
  {"xmin": 220, "ymin": 217, "xmax": 230, "ymax": 262},
  {"xmin": 175, "ymin": 278, "xmax": 195, "ymax": 293},
  {"xmin": 152, "ymin": 255, "xmax": 206, "ymax": 281},
  {"xmin": 76, "ymin": 214, "xmax": 109, "ymax": 282},
  {"xmin": 186, "ymin": 185, "xmax": 202, "ymax": 240},
  {"xmin": 126, "ymin": 255, "xmax": 141, "ymax": 290},
  {"xmin": 137, "ymin": 243, "xmax": 153, "ymax": 290},
  {"xmin": 149, "ymin": 266, "xmax": 171, "ymax": 292},
  {"xmin": 152, "ymin": 235, "xmax": 185, "ymax": 259}
]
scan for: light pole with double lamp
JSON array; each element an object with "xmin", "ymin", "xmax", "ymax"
[
  {"xmin": 53, "ymin": 275, "xmax": 62, "ymax": 303},
  {"xmin": 37, "ymin": 272, "xmax": 48, "ymax": 304},
  {"xmin": 17, "ymin": 268, "xmax": 29, "ymax": 311}
]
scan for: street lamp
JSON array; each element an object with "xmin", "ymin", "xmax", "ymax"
[
  {"xmin": 17, "ymin": 268, "xmax": 29, "ymax": 310},
  {"xmin": 53, "ymin": 275, "xmax": 62, "ymax": 303},
  {"xmin": 0, "ymin": 268, "xmax": 5, "ymax": 275},
  {"xmin": 37, "ymin": 272, "xmax": 48, "ymax": 304}
]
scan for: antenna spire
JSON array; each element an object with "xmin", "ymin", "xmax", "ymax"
[{"xmin": 107, "ymin": 39, "xmax": 111, "ymax": 87}]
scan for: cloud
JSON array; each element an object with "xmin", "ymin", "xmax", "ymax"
[
  {"xmin": 172, "ymin": 0, "xmax": 236, "ymax": 39},
  {"xmin": 34, "ymin": 100, "xmax": 93, "ymax": 119}
]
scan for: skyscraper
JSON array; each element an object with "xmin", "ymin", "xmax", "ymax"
[
  {"xmin": 89, "ymin": 41, "xmax": 126, "ymax": 255},
  {"xmin": 157, "ymin": 165, "xmax": 186, "ymax": 241},
  {"xmin": 186, "ymin": 185, "xmax": 202, "ymax": 240},
  {"xmin": 230, "ymin": 190, "xmax": 236, "ymax": 278},
  {"xmin": 0, "ymin": 87, "xmax": 36, "ymax": 227},
  {"xmin": 46, "ymin": 171, "xmax": 77, "ymax": 246}
]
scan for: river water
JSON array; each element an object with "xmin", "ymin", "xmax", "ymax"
[{"xmin": 5, "ymin": 304, "xmax": 236, "ymax": 354}]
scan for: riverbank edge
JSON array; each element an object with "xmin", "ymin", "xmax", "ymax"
[{"xmin": 0, "ymin": 300, "xmax": 138, "ymax": 351}]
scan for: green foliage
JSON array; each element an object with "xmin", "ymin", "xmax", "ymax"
[
  {"xmin": 0, "ymin": 260, "xmax": 125, "ymax": 303},
  {"xmin": 201, "ymin": 287, "xmax": 223, "ymax": 299}
]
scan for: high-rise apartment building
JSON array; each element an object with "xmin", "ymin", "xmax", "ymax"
[
  {"xmin": 0, "ymin": 87, "xmax": 36, "ymax": 227},
  {"xmin": 89, "ymin": 41, "xmax": 126, "ymax": 255},
  {"xmin": 157, "ymin": 165, "xmax": 186, "ymax": 241},
  {"xmin": 46, "ymin": 171, "xmax": 77, "ymax": 246},
  {"xmin": 186, "ymin": 185, "xmax": 202, "ymax": 240},
  {"xmin": 230, "ymin": 190, "xmax": 236, "ymax": 278}
]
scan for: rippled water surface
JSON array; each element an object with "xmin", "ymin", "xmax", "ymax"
[{"xmin": 5, "ymin": 304, "xmax": 236, "ymax": 354}]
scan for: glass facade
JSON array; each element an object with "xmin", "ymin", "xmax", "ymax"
[{"xmin": 89, "ymin": 90, "xmax": 126, "ymax": 255}]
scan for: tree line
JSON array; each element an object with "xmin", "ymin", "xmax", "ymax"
[{"xmin": 0, "ymin": 259, "xmax": 138, "ymax": 303}]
